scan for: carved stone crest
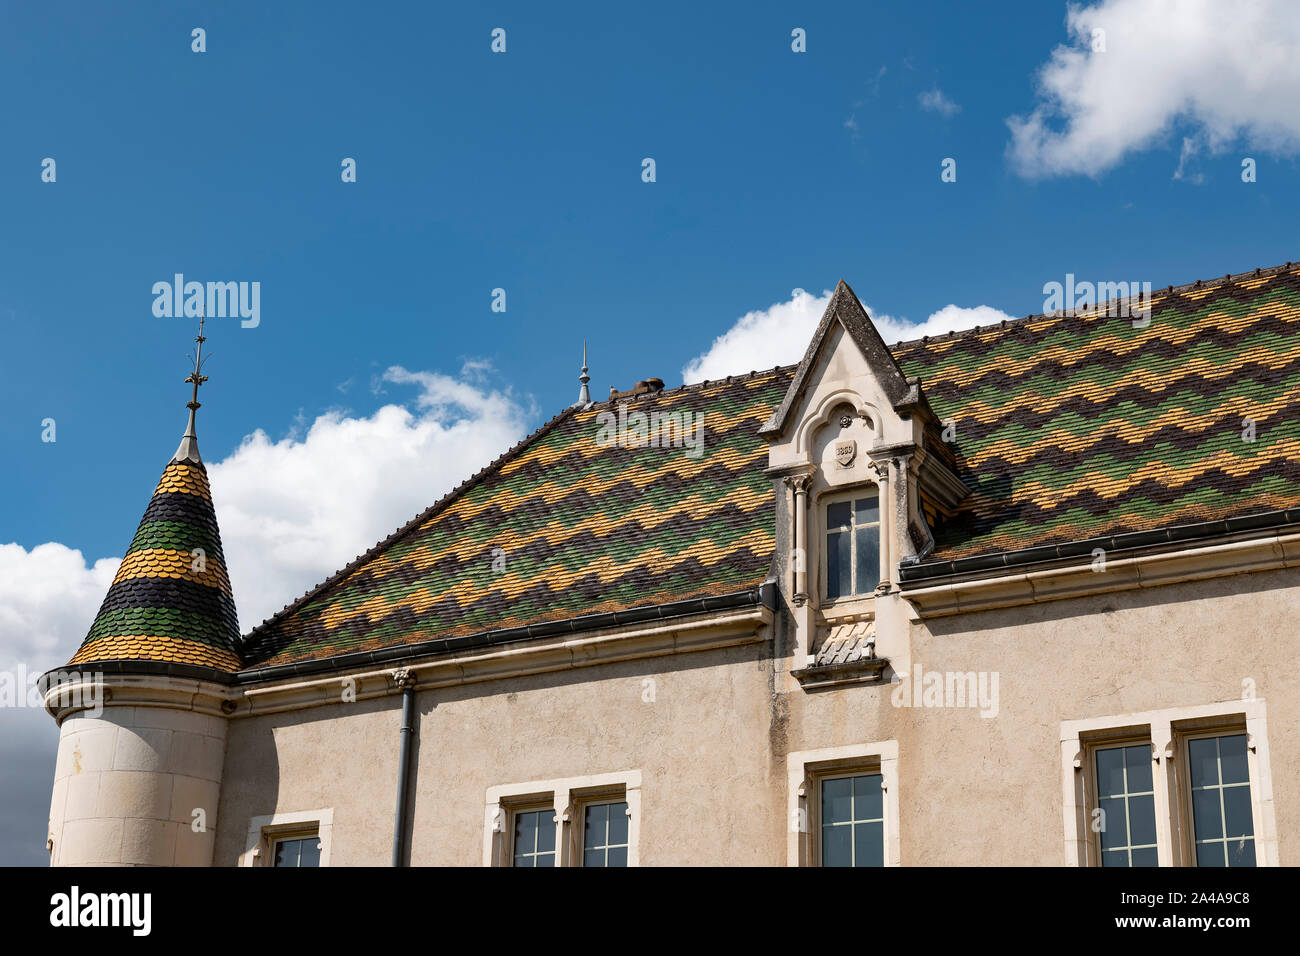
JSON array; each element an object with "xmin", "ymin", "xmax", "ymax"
[{"xmin": 834, "ymin": 440, "xmax": 857, "ymax": 467}]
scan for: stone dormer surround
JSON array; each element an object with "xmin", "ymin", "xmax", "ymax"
[{"xmin": 760, "ymin": 281, "xmax": 968, "ymax": 686}]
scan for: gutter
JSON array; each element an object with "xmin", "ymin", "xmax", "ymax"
[
  {"xmin": 898, "ymin": 508, "xmax": 1300, "ymax": 584},
  {"xmin": 40, "ymin": 584, "xmax": 778, "ymax": 692}
]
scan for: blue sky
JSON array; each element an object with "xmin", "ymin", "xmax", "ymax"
[
  {"xmin": 3, "ymin": 0, "xmax": 1296, "ymax": 561},
  {"xmin": 2, "ymin": 0, "xmax": 1298, "ymax": 864}
]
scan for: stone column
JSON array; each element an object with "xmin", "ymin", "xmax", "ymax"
[{"xmin": 784, "ymin": 473, "xmax": 811, "ymax": 605}]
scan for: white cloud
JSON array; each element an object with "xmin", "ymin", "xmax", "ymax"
[
  {"xmin": 0, "ymin": 543, "xmax": 119, "ymax": 676},
  {"xmin": 682, "ymin": 290, "xmax": 1014, "ymax": 384},
  {"xmin": 209, "ymin": 363, "xmax": 534, "ymax": 630},
  {"xmin": 918, "ymin": 88, "xmax": 961, "ymax": 117},
  {"xmin": 1008, "ymin": 0, "xmax": 1300, "ymax": 178}
]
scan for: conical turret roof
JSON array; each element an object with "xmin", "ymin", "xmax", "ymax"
[{"xmin": 69, "ymin": 320, "xmax": 242, "ymax": 672}]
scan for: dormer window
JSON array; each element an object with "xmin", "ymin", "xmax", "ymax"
[{"xmin": 824, "ymin": 490, "xmax": 881, "ymax": 600}]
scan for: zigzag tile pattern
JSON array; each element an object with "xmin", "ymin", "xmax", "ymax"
[
  {"xmin": 893, "ymin": 265, "xmax": 1300, "ymax": 560},
  {"xmin": 68, "ymin": 459, "xmax": 242, "ymax": 671},
  {"xmin": 242, "ymin": 371, "xmax": 794, "ymax": 667}
]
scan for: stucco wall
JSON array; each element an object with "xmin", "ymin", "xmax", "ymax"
[
  {"xmin": 214, "ymin": 643, "xmax": 785, "ymax": 866},
  {"xmin": 211, "ymin": 568, "xmax": 1298, "ymax": 866}
]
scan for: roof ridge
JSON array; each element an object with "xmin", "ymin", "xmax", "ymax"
[
  {"xmin": 242, "ymin": 404, "xmax": 579, "ymax": 641},
  {"xmin": 886, "ymin": 258, "xmax": 1299, "ymax": 351},
  {"xmin": 596, "ymin": 365, "xmax": 794, "ymax": 408}
]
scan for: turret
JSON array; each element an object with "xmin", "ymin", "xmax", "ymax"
[{"xmin": 43, "ymin": 316, "xmax": 241, "ymax": 866}]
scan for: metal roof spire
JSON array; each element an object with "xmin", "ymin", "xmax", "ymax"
[
  {"xmin": 173, "ymin": 307, "xmax": 209, "ymax": 463},
  {"xmin": 576, "ymin": 340, "xmax": 591, "ymax": 407}
]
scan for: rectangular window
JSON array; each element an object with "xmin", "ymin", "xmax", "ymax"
[
  {"xmin": 819, "ymin": 772, "xmax": 884, "ymax": 867},
  {"xmin": 1094, "ymin": 743, "xmax": 1158, "ymax": 867},
  {"xmin": 512, "ymin": 808, "xmax": 557, "ymax": 867},
  {"xmin": 1186, "ymin": 733, "xmax": 1255, "ymax": 867},
  {"xmin": 272, "ymin": 834, "xmax": 321, "ymax": 867},
  {"xmin": 1064, "ymin": 704, "xmax": 1273, "ymax": 868},
  {"xmin": 825, "ymin": 493, "xmax": 880, "ymax": 600},
  {"xmin": 582, "ymin": 800, "xmax": 629, "ymax": 867},
  {"xmin": 485, "ymin": 772, "xmax": 641, "ymax": 867}
]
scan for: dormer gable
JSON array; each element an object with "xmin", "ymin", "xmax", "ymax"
[{"xmin": 762, "ymin": 280, "xmax": 968, "ymax": 686}]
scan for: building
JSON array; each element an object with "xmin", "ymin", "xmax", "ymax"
[{"xmin": 42, "ymin": 262, "xmax": 1300, "ymax": 866}]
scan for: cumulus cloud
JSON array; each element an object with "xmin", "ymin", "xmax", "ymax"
[
  {"xmin": 681, "ymin": 289, "xmax": 1014, "ymax": 384},
  {"xmin": 918, "ymin": 88, "xmax": 961, "ymax": 117},
  {"xmin": 1007, "ymin": 0, "xmax": 1300, "ymax": 178},
  {"xmin": 0, "ymin": 543, "xmax": 119, "ymax": 676},
  {"xmin": 210, "ymin": 364, "xmax": 534, "ymax": 630}
]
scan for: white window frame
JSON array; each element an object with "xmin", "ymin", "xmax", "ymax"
[
  {"xmin": 240, "ymin": 808, "xmax": 333, "ymax": 867},
  {"xmin": 1060, "ymin": 699, "xmax": 1277, "ymax": 867},
  {"xmin": 787, "ymin": 741, "xmax": 899, "ymax": 867},
  {"xmin": 483, "ymin": 770, "xmax": 641, "ymax": 867},
  {"xmin": 820, "ymin": 487, "xmax": 883, "ymax": 604}
]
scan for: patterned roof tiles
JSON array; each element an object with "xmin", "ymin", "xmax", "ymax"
[
  {"xmin": 76, "ymin": 260, "xmax": 1300, "ymax": 675},
  {"xmin": 893, "ymin": 262, "xmax": 1300, "ymax": 561},
  {"xmin": 240, "ymin": 370, "xmax": 793, "ymax": 668},
  {"xmin": 68, "ymin": 457, "xmax": 243, "ymax": 672}
]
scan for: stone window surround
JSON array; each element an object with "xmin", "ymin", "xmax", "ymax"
[
  {"xmin": 240, "ymin": 808, "xmax": 333, "ymax": 867},
  {"xmin": 786, "ymin": 741, "xmax": 900, "ymax": 867},
  {"xmin": 1060, "ymin": 699, "xmax": 1277, "ymax": 867},
  {"xmin": 482, "ymin": 770, "xmax": 642, "ymax": 867}
]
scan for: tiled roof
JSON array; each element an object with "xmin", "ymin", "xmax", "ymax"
[
  {"xmin": 74, "ymin": 261, "xmax": 1300, "ymax": 676},
  {"xmin": 69, "ymin": 458, "xmax": 243, "ymax": 672},
  {"xmin": 893, "ymin": 262, "xmax": 1300, "ymax": 561},
  {"xmin": 241, "ymin": 369, "xmax": 794, "ymax": 668}
]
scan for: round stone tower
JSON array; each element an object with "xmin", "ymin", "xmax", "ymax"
[{"xmin": 43, "ymin": 320, "xmax": 242, "ymax": 866}]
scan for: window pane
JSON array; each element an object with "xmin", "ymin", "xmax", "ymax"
[
  {"xmin": 853, "ymin": 773, "xmax": 883, "ymax": 821},
  {"xmin": 854, "ymin": 525, "xmax": 880, "ymax": 595},
  {"xmin": 826, "ymin": 531, "xmax": 850, "ymax": 599},
  {"xmin": 1218, "ymin": 734, "xmax": 1249, "ymax": 785},
  {"xmin": 854, "ymin": 821, "xmax": 884, "ymax": 867},
  {"xmin": 583, "ymin": 848, "xmax": 605, "ymax": 867},
  {"xmin": 273, "ymin": 840, "xmax": 291, "ymax": 867},
  {"xmin": 1098, "ymin": 798, "xmax": 1126, "ymax": 851},
  {"xmin": 606, "ymin": 846, "xmax": 628, "ymax": 868},
  {"xmin": 1124, "ymin": 744, "xmax": 1152, "ymax": 793},
  {"xmin": 822, "ymin": 777, "xmax": 853, "ymax": 824},
  {"xmin": 1196, "ymin": 841, "xmax": 1226, "ymax": 867},
  {"xmin": 1188, "ymin": 737, "xmax": 1220, "ymax": 788},
  {"xmin": 536, "ymin": 812, "xmax": 556, "ymax": 852},
  {"xmin": 854, "ymin": 496, "xmax": 879, "ymax": 526},
  {"xmin": 535, "ymin": 853, "xmax": 554, "ymax": 868},
  {"xmin": 821, "ymin": 825, "xmax": 851, "ymax": 867},
  {"xmin": 1101, "ymin": 849, "xmax": 1129, "ymax": 867},
  {"xmin": 827, "ymin": 501, "xmax": 852, "ymax": 530},
  {"xmin": 1130, "ymin": 847, "xmax": 1158, "ymax": 867},
  {"xmin": 1095, "ymin": 748, "xmax": 1126, "ymax": 797},
  {"xmin": 583, "ymin": 804, "xmax": 608, "ymax": 850},
  {"xmin": 1127, "ymin": 794, "xmax": 1157, "ymax": 848},
  {"xmin": 1191, "ymin": 789, "xmax": 1223, "ymax": 841},
  {"xmin": 297, "ymin": 838, "xmax": 321, "ymax": 868},
  {"xmin": 1227, "ymin": 838, "xmax": 1256, "ymax": 868},
  {"xmin": 515, "ymin": 810, "xmax": 537, "ymax": 854},
  {"xmin": 606, "ymin": 802, "xmax": 629, "ymax": 845},
  {"xmin": 1222, "ymin": 786, "xmax": 1254, "ymax": 839}
]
